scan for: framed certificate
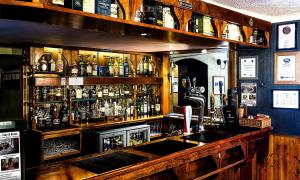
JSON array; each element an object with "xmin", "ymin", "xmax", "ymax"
[
  {"xmin": 273, "ymin": 90, "xmax": 299, "ymax": 109},
  {"xmin": 274, "ymin": 51, "xmax": 300, "ymax": 84},
  {"xmin": 239, "ymin": 56, "xmax": 258, "ymax": 80},
  {"xmin": 277, "ymin": 23, "xmax": 297, "ymax": 50}
]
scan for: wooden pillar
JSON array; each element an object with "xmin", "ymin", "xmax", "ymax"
[
  {"xmin": 160, "ymin": 53, "xmax": 170, "ymax": 115},
  {"xmin": 229, "ymin": 43, "xmax": 238, "ymax": 88}
]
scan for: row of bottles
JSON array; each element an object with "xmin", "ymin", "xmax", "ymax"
[
  {"xmin": 34, "ymin": 52, "xmax": 64, "ymax": 73},
  {"xmin": 51, "ymin": 0, "xmax": 125, "ymax": 19},
  {"xmin": 35, "ymin": 53, "xmax": 157, "ymax": 77},
  {"xmin": 135, "ymin": 0, "xmax": 179, "ymax": 29},
  {"xmin": 35, "ymin": 103, "xmax": 69, "ymax": 129},
  {"xmin": 34, "ymin": 87, "xmax": 65, "ymax": 102}
]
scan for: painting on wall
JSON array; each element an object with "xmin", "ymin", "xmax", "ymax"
[{"xmin": 213, "ymin": 76, "xmax": 225, "ymax": 95}]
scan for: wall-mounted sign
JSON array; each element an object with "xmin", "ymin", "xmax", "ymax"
[
  {"xmin": 179, "ymin": 0, "xmax": 192, "ymax": 9},
  {"xmin": 277, "ymin": 23, "xmax": 296, "ymax": 50},
  {"xmin": 213, "ymin": 76, "xmax": 225, "ymax": 95},
  {"xmin": 239, "ymin": 56, "xmax": 258, "ymax": 80},
  {"xmin": 273, "ymin": 90, "xmax": 299, "ymax": 109},
  {"xmin": 241, "ymin": 83, "xmax": 257, "ymax": 107}
]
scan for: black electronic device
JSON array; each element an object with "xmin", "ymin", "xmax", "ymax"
[{"xmin": 222, "ymin": 88, "xmax": 239, "ymax": 129}]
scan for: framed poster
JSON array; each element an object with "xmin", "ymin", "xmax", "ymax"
[
  {"xmin": 274, "ymin": 51, "xmax": 300, "ymax": 84},
  {"xmin": 273, "ymin": 90, "xmax": 299, "ymax": 109},
  {"xmin": 277, "ymin": 23, "xmax": 297, "ymax": 50},
  {"xmin": 213, "ymin": 76, "xmax": 225, "ymax": 95},
  {"xmin": 239, "ymin": 56, "xmax": 258, "ymax": 80},
  {"xmin": 241, "ymin": 83, "xmax": 257, "ymax": 107}
]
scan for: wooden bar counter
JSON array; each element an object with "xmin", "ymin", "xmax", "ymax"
[{"xmin": 26, "ymin": 127, "xmax": 271, "ymax": 180}]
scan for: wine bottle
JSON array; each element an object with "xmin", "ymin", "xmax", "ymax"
[
  {"xmin": 124, "ymin": 57, "xmax": 129, "ymax": 77},
  {"xmin": 57, "ymin": 51, "xmax": 64, "ymax": 73}
]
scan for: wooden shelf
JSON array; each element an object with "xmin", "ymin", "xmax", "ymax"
[
  {"xmin": 33, "ymin": 127, "xmax": 81, "ymax": 136},
  {"xmin": 0, "ymin": 0, "xmax": 270, "ymax": 52},
  {"xmin": 43, "ymin": 149, "xmax": 80, "ymax": 161},
  {"xmin": 35, "ymin": 76, "xmax": 163, "ymax": 86},
  {"xmin": 75, "ymin": 115, "xmax": 164, "ymax": 130}
]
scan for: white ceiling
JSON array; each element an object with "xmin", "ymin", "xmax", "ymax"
[{"xmin": 203, "ymin": 0, "xmax": 300, "ymax": 23}]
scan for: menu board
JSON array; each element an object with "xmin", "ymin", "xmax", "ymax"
[{"xmin": 0, "ymin": 131, "xmax": 21, "ymax": 180}]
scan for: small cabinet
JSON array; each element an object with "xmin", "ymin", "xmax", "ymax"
[{"xmin": 40, "ymin": 129, "xmax": 82, "ymax": 162}]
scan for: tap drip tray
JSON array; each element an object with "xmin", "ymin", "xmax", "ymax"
[{"xmin": 133, "ymin": 140, "xmax": 197, "ymax": 156}]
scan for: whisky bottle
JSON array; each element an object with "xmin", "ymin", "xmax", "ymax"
[
  {"xmin": 75, "ymin": 86, "xmax": 83, "ymax": 99},
  {"xmin": 95, "ymin": 0, "xmax": 111, "ymax": 16},
  {"xmin": 138, "ymin": 59, "xmax": 144, "ymax": 75},
  {"xmin": 114, "ymin": 85, "xmax": 120, "ymax": 98},
  {"xmin": 143, "ymin": 96, "xmax": 148, "ymax": 118},
  {"xmin": 156, "ymin": 3, "xmax": 163, "ymax": 26},
  {"xmin": 124, "ymin": 57, "xmax": 129, "ymax": 77},
  {"xmin": 57, "ymin": 52, "xmax": 64, "ymax": 73},
  {"xmin": 49, "ymin": 55, "xmax": 56, "ymax": 72},
  {"xmin": 83, "ymin": 0, "xmax": 95, "ymax": 14},
  {"xmin": 97, "ymin": 86, "xmax": 103, "ymax": 98},
  {"xmin": 155, "ymin": 95, "xmax": 161, "ymax": 115},
  {"xmin": 55, "ymin": 87, "xmax": 63, "ymax": 101},
  {"xmin": 124, "ymin": 84, "xmax": 130, "ymax": 97},
  {"xmin": 92, "ymin": 55, "xmax": 98, "ymax": 76},
  {"xmin": 51, "ymin": 104, "xmax": 60, "ymax": 126},
  {"xmin": 163, "ymin": 7, "xmax": 174, "ymax": 29},
  {"xmin": 103, "ymin": 85, "xmax": 109, "ymax": 97},
  {"xmin": 65, "ymin": 0, "xmax": 83, "ymax": 11},
  {"xmin": 113, "ymin": 57, "xmax": 119, "ymax": 77},
  {"xmin": 39, "ymin": 55, "xmax": 48, "ymax": 72},
  {"xmin": 119, "ymin": 57, "xmax": 124, "ymax": 77},
  {"xmin": 143, "ymin": 56, "xmax": 149, "ymax": 75},
  {"xmin": 71, "ymin": 61, "xmax": 79, "ymax": 77},
  {"xmin": 79, "ymin": 55, "xmax": 86, "ymax": 76},
  {"xmin": 60, "ymin": 103, "xmax": 69, "ymax": 125},
  {"xmin": 108, "ymin": 57, "xmax": 114, "ymax": 77},
  {"xmin": 108, "ymin": 85, "xmax": 115, "ymax": 98},
  {"xmin": 149, "ymin": 56, "xmax": 153, "ymax": 75},
  {"xmin": 129, "ymin": 98, "xmax": 134, "ymax": 120},
  {"xmin": 119, "ymin": 85, "xmax": 125, "ymax": 98},
  {"xmin": 86, "ymin": 56, "xmax": 93, "ymax": 76},
  {"xmin": 82, "ymin": 86, "xmax": 89, "ymax": 99}
]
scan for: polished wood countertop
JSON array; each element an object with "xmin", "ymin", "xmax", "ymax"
[{"xmin": 26, "ymin": 127, "xmax": 271, "ymax": 180}]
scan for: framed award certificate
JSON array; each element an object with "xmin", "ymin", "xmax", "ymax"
[
  {"xmin": 277, "ymin": 23, "xmax": 297, "ymax": 50},
  {"xmin": 239, "ymin": 56, "xmax": 258, "ymax": 80},
  {"xmin": 273, "ymin": 90, "xmax": 299, "ymax": 109}
]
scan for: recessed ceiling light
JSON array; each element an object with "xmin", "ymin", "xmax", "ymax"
[
  {"xmin": 201, "ymin": 49, "xmax": 207, "ymax": 54},
  {"xmin": 140, "ymin": 33, "xmax": 150, "ymax": 37}
]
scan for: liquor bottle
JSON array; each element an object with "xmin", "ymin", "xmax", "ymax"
[
  {"xmin": 65, "ymin": 0, "xmax": 83, "ymax": 11},
  {"xmin": 108, "ymin": 57, "xmax": 114, "ymax": 77},
  {"xmin": 156, "ymin": 3, "xmax": 163, "ymax": 26},
  {"xmin": 34, "ymin": 87, "xmax": 40, "ymax": 102},
  {"xmin": 138, "ymin": 59, "xmax": 144, "ymax": 75},
  {"xmin": 48, "ymin": 87, "xmax": 55, "ymax": 101},
  {"xmin": 55, "ymin": 87, "xmax": 63, "ymax": 101},
  {"xmin": 103, "ymin": 85, "xmax": 109, "ymax": 97},
  {"xmin": 95, "ymin": 0, "xmax": 111, "ymax": 16},
  {"xmin": 136, "ymin": 96, "xmax": 141, "ymax": 119},
  {"xmin": 119, "ymin": 58, "xmax": 124, "ymax": 77},
  {"xmin": 143, "ymin": 96, "xmax": 148, "ymax": 118},
  {"xmin": 51, "ymin": 104, "xmax": 60, "ymax": 126},
  {"xmin": 155, "ymin": 95, "xmax": 161, "ymax": 115},
  {"xmin": 124, "ymin": 57, "xmax": 129, "ymax": 77},
  {"xmin": 92, "ymin": 55, "xmax": 98, "ymax": 76},
  {"xmin": 113, "ymin": 57, "xmax": 119, "ymax": 77},
  {"xmin": 39, "ymin": 55, "xmax": 48, "ymax": 72},
  {"xmin": 108, "ymin": 85, "xmax": 115, "ymax": 98},
  {"xmin": 97, "ymin": 86, "xmax": 103, "ymax": 98},
  {"xmin": 124, "ymin": 84, "xmax": 130, "ymax": 97},
  {"xmin": 129, "ymin": 98, "xmax": 134, "ymax": 120},
  {"xmin": 149, "ymin": 56, "xmax": 153, "ymax": 75},
  {"xmin": 143, "ymin": 56, "xmax": 149, "ymax": 75},
  {"xmin": 49, "ymin": 55, "xmax": 56, "ymax": 72},
  {"xmin": 143, "ymin": 1, "xmax": 156, "ymax": 25},
  {"xmin": 75, "ymin": 86, "xmax": 83, "ymax": 99},
  {"xmin": 163, "ymin": 7, "xmax": 174, "ymax": 29},
  {"xmin": 82, "ymin": 86, "xmax": 89, "ymax": 99},
  {"xmin": 83, "ymin": 0, "xmax": 95, "ymax": 14},
  {"xmin": 150, "ymin": 96, "xmax": 155, "ymax": 116},
  {"xmin": 80, "ymin": 103, "xmax": 87, "ymax": 122},
  {"xmin": 119, "ymin": 85, "xmax": 125, "ymax": 98},
  {"xmin": 114, "ymin": 85, "xmax": 120, "ymax": 98},
  {"xmin": 86, "ymin": 56, "xmax": 93, "ymax": 76},
  {"xmin": 71, "ymin": 61, "xmax": 79, "ymax": 77},
  {"xmin": 79, "ymin": 55, "xmax": 86, "ymax": 76},
  {"xmin": 60, "ymin": 103, "xmax": 69, "ymax": 125},
  {"xmin": 41, "ymin": 87, "xmax": 48, "ymax": 102},
  {"xmin": 52, "ymin": 0, "xmax": 64, "ymax": 6},
  {"xmin": 57, "ymin": 52, "xmax": 64, "ymax": 73}
]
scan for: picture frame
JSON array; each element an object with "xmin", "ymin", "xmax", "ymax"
[
  {"xmin": 213, "ymin": 76, "xmax": 225, "ymax": 95},
  {"xmin": 239, "ymin": 56, "xmax": 258, "ymax": 80},
  {"xmin": 277, "ymin": 23, "xmax": 297, "ymax": 50},
  {"xmin": 274, "ymin": 51, "xmax": 300, "ymax": 84},
  {"xmin": 272, "ymin": 90, "xmax": 299, "ymax": 109},
  {"xmin": 241, "ymin": 83, "xmax": 257, "ymax": 107}
]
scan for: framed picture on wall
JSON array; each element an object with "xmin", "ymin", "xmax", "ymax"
[
  {"xmin": 273, "ymin": 90, "xmax": 299, "ymax": 109},
  {"xmin": 241, "ymin": 83, "xmax": 257, "ymax": 107},
  {"xmin": 274, "ymin": 51, "xmax": 300, "ymax": 84},
  {"xmin": 239, "ymin": 56, "xmax": 258, "ymax": 80},
  {"xmin": 277, "ymin": 23, "xmax": 297, "ymax": 50},
  {"xmin": 213, "ymin": 76, "xmax": 225, "ymax": 95}
]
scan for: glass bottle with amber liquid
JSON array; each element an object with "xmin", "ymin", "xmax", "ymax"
[
  {"xmin": 71, "ymin": 61, "xmax": 79, "ymax": 77},
  {"xmin": 57, "ymin": 52, "xmax": 64, "ymax": 73},
  {"xmin": 48, "ymin": 54, "xmax": 56, "ymax": 72},
  {"xmin": 79, "ymin": 55, "xmax": 86, "ymax": 76},
  {"xmin": 92, "ymin": 55, "xmax": 98, "ymax": 76},
  {"xmin": 108, "ymin": 57, "xmax": 114, "ymax": 77}
]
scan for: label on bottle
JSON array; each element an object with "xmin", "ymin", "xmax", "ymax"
[
  {"xmin": 97, "ymin": 91, "xmax": 103, "ymax": 98},
  {"xmin": 41, "ymin": 64, "xmax": 47, "ymax": 71},
  {"xmin": 50, "ymin": 63, "xmax": 56, "ymax": 72},
  {"xmin": 57, "ymin": 63, "xmax": 63, "ymax": 73},
  {"xmin": 155, "ymin": 104, "xmax": 161, "ymax": 113},
  {"xmin": 83, "ymin": 0, "xmax": 95, "ymax": 13},
  {"xmin": 87, "ymin": 66, "xmax": 92, "ymax": 74},
  {"xmin": 130, "ymin": 106, "xmax": 134, "ymax": 115},
  {"xmin": 103, "ymin": 88, "xmax": 108, "ymax": 96},
  {"xmin": 110, "ymin": 4, "xmax": 118, "ymax": 18},
  {"xmin": 119, "ymin": 67, "xmax": 124, "ymax": 76},
  {"xmin": 71, "ymin": 68, "xmax": 78, "ymax": 75},
  {"xmin": 149, "ymin": 63, "xmax": 153, "ymax": 74},
  {"xmin": 76, "ymin": 89, "xmax": 83, "ymax": 99},
  {"xmin": 143, "ymin": 104, "xmax": 148, "ymax": 113},
  {"xmin": 109, "ymin": 66, "xmax": 113, "ymax": 76},
  {"xmin": 124, "ymin": 90, "xmax": 130, "ymax": 95},
  {"xmin": 108, "ymin": 92, "xmax": 114, "ymax": 97},
  {"xmin": 52, "ymin": 0, "xmax": 64, "ymax": 6}
]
